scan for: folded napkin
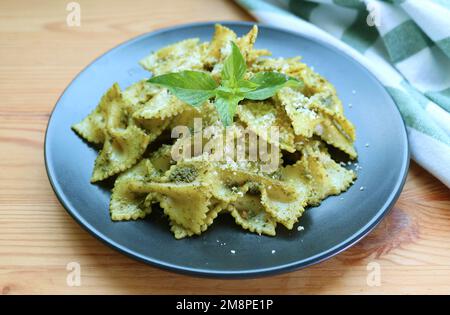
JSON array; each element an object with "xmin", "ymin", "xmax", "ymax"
[{"xmin": 235, "ymin": 0, "xmax": 450, "ymax": 188}]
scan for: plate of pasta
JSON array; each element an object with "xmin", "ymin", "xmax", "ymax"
[{"xmin": 45, "ymin": 21, "xmax": 409, "ymax": 277}]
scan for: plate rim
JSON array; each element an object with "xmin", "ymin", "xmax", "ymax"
[{"xmin": 44, "ymin": 20, "xmax": 410, "ymax": 278}]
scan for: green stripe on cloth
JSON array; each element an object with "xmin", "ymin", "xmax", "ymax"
[
  {"xmin": 401, "ymin": 81, "xmax": 431, "ymax": 109},
  {"xmin": 387, "ymin": 87, "xmax": 450, "ymax": 145},
  {"xmin": 341, "ymin": 11, "xmax": 379, "ymax": 53},
  {"xmin": 436, "ymin": 37, "xmax": 450, "ymax": 59},
  {"xmin": 426, "ymin": 88, "xmax": 450, "ymax": 113},
  {"xmin": 381, "ymin": 0, "xmax": 406, "ymax": 4},
  {"xmin": 333, "ymin": 0, "xmax": 365, "ymax": 9},
  {"xmin": 289, "ymin": 0, "xmax": 319, "ymax": 21},
  {"xmin": 383, "ymin": 20, "xmax": 433, "ymax": 63}
]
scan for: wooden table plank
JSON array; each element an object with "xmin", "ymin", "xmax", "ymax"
[{"xmin": 0, "ymin": 0, "xmax": 449, "ymax": 294}]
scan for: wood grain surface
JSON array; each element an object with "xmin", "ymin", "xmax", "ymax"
[{"xmin": 0, "ymin": 0, "xmax": 449, "ymax": 295}]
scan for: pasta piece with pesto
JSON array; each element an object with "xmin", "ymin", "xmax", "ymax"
[
  {"xmin": 133, "ymin": 89, "xmax": 190, "ymax": 121},
  {"xmin": 132, "ymin": 180, "xmax": 212, "ymax": 234},
  {"xmin": 228, "ymin": 193, "xmax": 277, "ymax": 236},
  {"xmin": 237, "ymin": 100, "xmax": 296, "ymax": 153},
  {"xmin": 276, "ymin": 87, "xmax": 322, "ymax": 138},
  {"xmin": 140, "ymin": 38, "xmax": 205, "ymax": 76},
  {"xmin": 170, "ymin": 200, "xmax": 225, "ymax": 239},
  {"xmin": 123, "ymin": 79, "xmax": 160, "ymax": 106},
  {"xmin": 91, "ymin": 125, "xmax": 150, "ymax": 182},
  {"xmin": 148, "ymin": 144, "xmax": 174, "ymax": 175},
  {"xmin": 300, "ymin": 142, "xmax": 356, "ymax": 205},
  {"xmin": 72, "ymin": 83, "xmax": 122, "ymax": 145},
  {"xmin": 110, "ymin": 159, "xmax": 156, "ymax": 221}
]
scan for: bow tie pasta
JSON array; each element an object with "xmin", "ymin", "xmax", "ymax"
[{"xmin": 72, "ymin": 24, "xmax": 357, "ymax": 239}]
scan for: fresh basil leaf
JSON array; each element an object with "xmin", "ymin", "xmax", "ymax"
[
  {"xmin": 244, "ymin": 72, "xmax": 303, "ymax": 100},
  {"xmin": 147, "ymin": 44, "xmax": 303, "ymax": 127},
  {"xmin": 216, "ymin": 80, "xmax": 257, "ymax": 95},
  {"xmin": 236, "ymin": 79, "xmax": 259, "ymax": 93},
  {"xmin": 215, "ymin": 85, "xmax": 234, "ymax": 94},
  {"xmin": 214, "ymin": 91, "xmax": 244, "ymax": 126},
  {"xmin": 221, "ymin": 42, "xmax": 246, "ymax": 85},
  {"xmin": 148, "ymin": 70, "xmax": 218, "ymax": 106}
]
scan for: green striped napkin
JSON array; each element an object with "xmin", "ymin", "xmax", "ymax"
[{"xmin": 235, "ymin": 0, "xmax": 450, "ymax": 188}]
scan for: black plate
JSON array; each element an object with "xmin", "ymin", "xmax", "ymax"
[{"xmin": 45, "ymin": 21, "xmax": 409, "ymax": 278}]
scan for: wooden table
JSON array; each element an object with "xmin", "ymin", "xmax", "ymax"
[{"xmin": 1, "ymin": 0, "xmax": 449, "ymax": 295}]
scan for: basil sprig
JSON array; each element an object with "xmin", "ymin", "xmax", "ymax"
[{"xmin": 148, "ymin": 42, "xmax": 302, "ymax": 126}]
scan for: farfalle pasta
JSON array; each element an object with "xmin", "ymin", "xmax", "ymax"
[{"xmin": 72, "ymin": 24, "xmax": 357, "ymax": 239}]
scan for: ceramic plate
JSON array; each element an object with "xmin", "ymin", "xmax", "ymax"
[{"xmin": 45, "ymin": 22, "xmax": 409, "ymax": 277}]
